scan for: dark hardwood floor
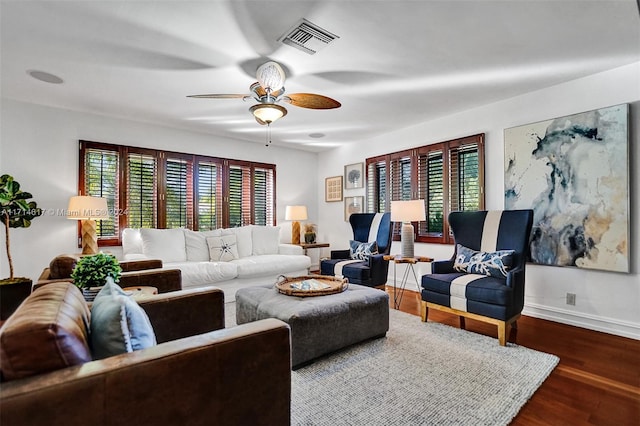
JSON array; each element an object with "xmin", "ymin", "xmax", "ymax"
[{"xmin": 385, "ymin": 287, "xmax": 640, "ymax": 426}]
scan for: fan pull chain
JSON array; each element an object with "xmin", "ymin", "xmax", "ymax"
[{"xmin": 265, "ymin": 123, "xmax": 272, "ymax": 147}]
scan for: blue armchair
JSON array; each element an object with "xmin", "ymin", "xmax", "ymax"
[
  {"xmin": 420, "ymin": 209, "xmax": 533, "ymax": 345},
  {"xmin": 320, "ymin": 213, "xmax": 393, "ymax": 288}
]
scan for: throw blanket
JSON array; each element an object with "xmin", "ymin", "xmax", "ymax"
[
  {"xmin": 368, "ymin": 213, "xmax": 383, "ymax": 244},
  {"xmin": 334, "ymin": 260, "xmax": 363, "ymax": 278}
]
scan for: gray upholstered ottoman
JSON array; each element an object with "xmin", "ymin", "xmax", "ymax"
[{"xmin": 236, "ymin": 284, "xmax": 389, "ymax": 368}]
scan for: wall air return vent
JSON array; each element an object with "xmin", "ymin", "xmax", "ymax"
[{"xmin": 278, "ymin": 19, "xmax": 339, "ymax": 55}]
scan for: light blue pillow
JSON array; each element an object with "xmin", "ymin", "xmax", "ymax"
[
  {"xmin": 349, "ymin": 240, "xmax": 379, "ymax": 261},
  {"xmin": 90, "ymin": 277, "xmax": 157, "ymax": 360},
  {"xmin": 453, "ymin": 244, "xmax": 515, "ymax": 278}
]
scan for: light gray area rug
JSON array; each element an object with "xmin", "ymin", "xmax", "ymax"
[{"xmin": 224, "ymin": 302, "xmax": 559, "ymax": 425}]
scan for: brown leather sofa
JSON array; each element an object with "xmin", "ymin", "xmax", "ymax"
[
  {"xmin": 0, "ymin": 282, "xmax": 292, "ymax": 426},
  {"xmin": 36, "ymin": 255, "xmax": 182, "ymax": 294}
]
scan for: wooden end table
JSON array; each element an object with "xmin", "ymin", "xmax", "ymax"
[
  {"xmin": 383, "ymin": 255, "xmax": 433, "ymax": 309},
  {"xmin": 123, "ymin": 286, "xmax": 158, "ymax": 301}
]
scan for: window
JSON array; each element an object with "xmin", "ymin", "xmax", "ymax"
[
  {"xmin": 366, "ymin": 134, "xmax": 484, "ymax": 244},
  {"xmin": 79, "ymin": 141, "xmax": 276, "ymax": 245}
]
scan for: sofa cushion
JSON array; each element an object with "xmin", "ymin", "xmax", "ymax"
[
  {"xmin": 453, "ymin": 244, "xmax": 514, "ymax": 278},
  {"xmin": 140, "ymin": 228, "xmax": 187, "ymax": 263},
  {"xmin": 207, "ymin": 234, "xmax": 239, "ymax": 261},
  {"xmin": 165, "ymin": 261, "xmax": 238, "ymax": 286},
  {"xmin": 230, "ymin": 225, "xmax": 254, "ymax": 258},
  {"xmin": 90, "ymin": 278, "xmax": 157, "ymax": 360},
  {"xmin": 48, "ymin": 254, "xmax": 80, "ymax": 279},
  {"xmin": 0, "ymin": 282, "xmax": 92, "ymax": 381},
  {"xmin": 122, "ymin": 228, "xmax": 143, "ymax": 257},
  {"xmin": 252, "ymin": 226, "xmax": 281, "ymax": 255},
  {"xmin": 183, "ymin": 229, "xmax": 209, "ymax": 261},
  {"xmin": 184, "ymin": 229, "xmax": 225, "ymax": 261},
  {"xmin": 232, "ymin": 254, "xmax": 311, "ymax": 278}
]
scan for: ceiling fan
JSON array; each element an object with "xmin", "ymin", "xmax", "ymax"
[{"xmin": 187, "ymin": 61, "xmax": 341, "ymax": 125}]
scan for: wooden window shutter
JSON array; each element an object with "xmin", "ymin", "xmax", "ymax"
[
  {"xmin": 417, "ymin": 146, "xmax": 445, "ymax": 239},
  {"xmin": 366, "ymin": 157, "xmax": 387, "ymax": 213},
  {"xmin": 196, "ymin": 159, "xmax": 223, "ymax": 231},
  {"xmin": 126, "ymin": 151, "xmax": 157, "ymax": 228},
  {"xmin": 253, "ymin": 166, "xmax": 274, "ymax": 226},
  {"xmin": 82, "ymin": 146, "xmax": 119, "ymax": 241},
  {"xmin": 165, "ymin": 156, "xmax": 193, "ymax": 229}
]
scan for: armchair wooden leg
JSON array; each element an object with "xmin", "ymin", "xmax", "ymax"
[
  {"xmin": 459, "ymin": 316, "xmax": 466, "ymax": 330},
  {"xmin": 420, "ymin": 301, "xmax": 428, "ymax": 322},
  {"xmin": 497, "ymin": 321, "xmax": 507, "ymax": 346}
]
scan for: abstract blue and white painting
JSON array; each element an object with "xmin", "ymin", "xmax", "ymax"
[{"xmin": 504, "ymin": 104, "xmax": 629, "ymax": 273}]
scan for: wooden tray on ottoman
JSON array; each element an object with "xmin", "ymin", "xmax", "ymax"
[{"xmin": 275, "ymin": 275, "xmax": 348, "ymax": 297}]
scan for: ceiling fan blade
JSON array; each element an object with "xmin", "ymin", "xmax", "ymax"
[
  {"xmin": 283, "ymin": 93, "xmax": 341, "ymax": 109},
  {"xmin": 187, "ymin": 94, "xmax": 247, "ymax": 99}
]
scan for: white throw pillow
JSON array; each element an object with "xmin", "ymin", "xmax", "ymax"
[
  {"xmin": 207, "ymin": 234, "xmax": 239, "ymax": 262},
  {"xmin": 230, "ymin": 225, "xmax": 253, "ymax": 258},
  {"xmin": 122, "ymin": 228, "xmax": 143, "ymax": 256},
  {"xmin": 140, "ymin": 228, "xmax": 187, "ymax": 263},
  {"xmin": 184, "ymin": 229, "xmax": 216, "ymax": 261},
  {"xmin": 252, "ymin": 226, "xmax": 281, "ymax": 255}
]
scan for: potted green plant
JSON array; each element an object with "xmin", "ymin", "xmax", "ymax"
[
  {"xmin": 0, "ymin": 174, "xmax": 43, "ymax": 319},
  {"xmin": 304, "ymin": 223, "xmax": 317, "ymax": 244},
  {"xmin": 71, "ymin": 252, "xmax": 122, "ymax": 301}
]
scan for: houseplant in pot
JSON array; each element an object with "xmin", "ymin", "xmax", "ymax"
[
  {"xmin": 304, "ymin": 223, "xmax": 317, "ymax": 244},
  {"xmin": 71, "ymin": 252, "xmax": 122, "ymax": 301},
  {"xmin": 0, "ymin": 174, "xmax": 43, "ymax": 319}
]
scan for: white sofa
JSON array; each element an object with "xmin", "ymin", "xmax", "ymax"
[{"xmin": 121, "ymin": 226, "xmax": 310, "ymax": 301}]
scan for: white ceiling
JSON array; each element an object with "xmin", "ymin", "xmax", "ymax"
[{"xmin": 1, "ymin": 0, "xmax": 639, "ymax": 152}]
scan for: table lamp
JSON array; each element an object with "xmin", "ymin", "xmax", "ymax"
[
  {"xmin": 67, "ymin": 196, "xmax": 110, "ymax": 254},
  {"xmin": 285, "ymin": 205, "xmax": 308, "ymax": 245},
  {"xmin": 390, "ymin": 200, "xmax": 426, "ymax": 258}
]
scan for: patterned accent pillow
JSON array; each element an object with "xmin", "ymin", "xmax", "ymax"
[
  {"xmin": 453, "ymin": 244, "xmax": 515, "ymax": 278},
  {"xmin": 349, "ymin": 240, "xmax": 379, "ymax": 261},
  {"xmin": 206, "ymin": 235, "xmax": 239, "ymax": 262}
]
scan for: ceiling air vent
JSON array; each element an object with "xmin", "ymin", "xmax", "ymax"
[{"xmin": 278, "ymin": 19, "xmax": 339, "ymax": 55}]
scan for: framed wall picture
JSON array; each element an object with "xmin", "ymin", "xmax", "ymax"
[
  {"xmin": 325, "ymin": 176, "xmax": 343, "ymax": 202},
  {"xmin": 504, "ymin": 103, "xmax": 629, "ymax": 273},
  {"xmin": 344, "ymin": 196, "xmax": 364, "ymax": 221},
  {"xmin": 344, "ymin": 162, "xmax": 364, "ymax": 189}
]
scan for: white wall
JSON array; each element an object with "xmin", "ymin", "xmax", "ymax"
[
  {"xmin": 0, "ymin": 100, "xmax": 318, "ymax": 281},
  {"xmin": 317, "ymin": 62, "xmax": 640, "ymax": 339}
]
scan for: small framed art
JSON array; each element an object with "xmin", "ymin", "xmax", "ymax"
[
  {"xmin": 344, "ymin": 196, "xmax": 364, "ymax": 221},
  {"xmin": 325, "ymin": 176, "xmax": 343, "ymax": 202},
  {"xmin": 344, "ymin": 162, "xmax": 364, "ymax": 189}
]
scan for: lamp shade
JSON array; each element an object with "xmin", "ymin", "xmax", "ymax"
[
  {"xmin": 285, "ymin": 205, "xmax": 308, "ymax": 221},
  {"xmin": 67, "ymin": 196, "xmax": 110, "ymax": 220},
  {"xmin": 390, "ymin": 200, "xmax": 426, "ymax": 222}
]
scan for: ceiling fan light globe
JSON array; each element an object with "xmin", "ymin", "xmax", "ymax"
[{"xmin": 250, "ymin": 104, "xmax": 287, "ymax": 124}]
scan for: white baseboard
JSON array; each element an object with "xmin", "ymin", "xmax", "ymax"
[{"xmin": 523, "ymin": 302, "xmax": 640, "ymax": 340}]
